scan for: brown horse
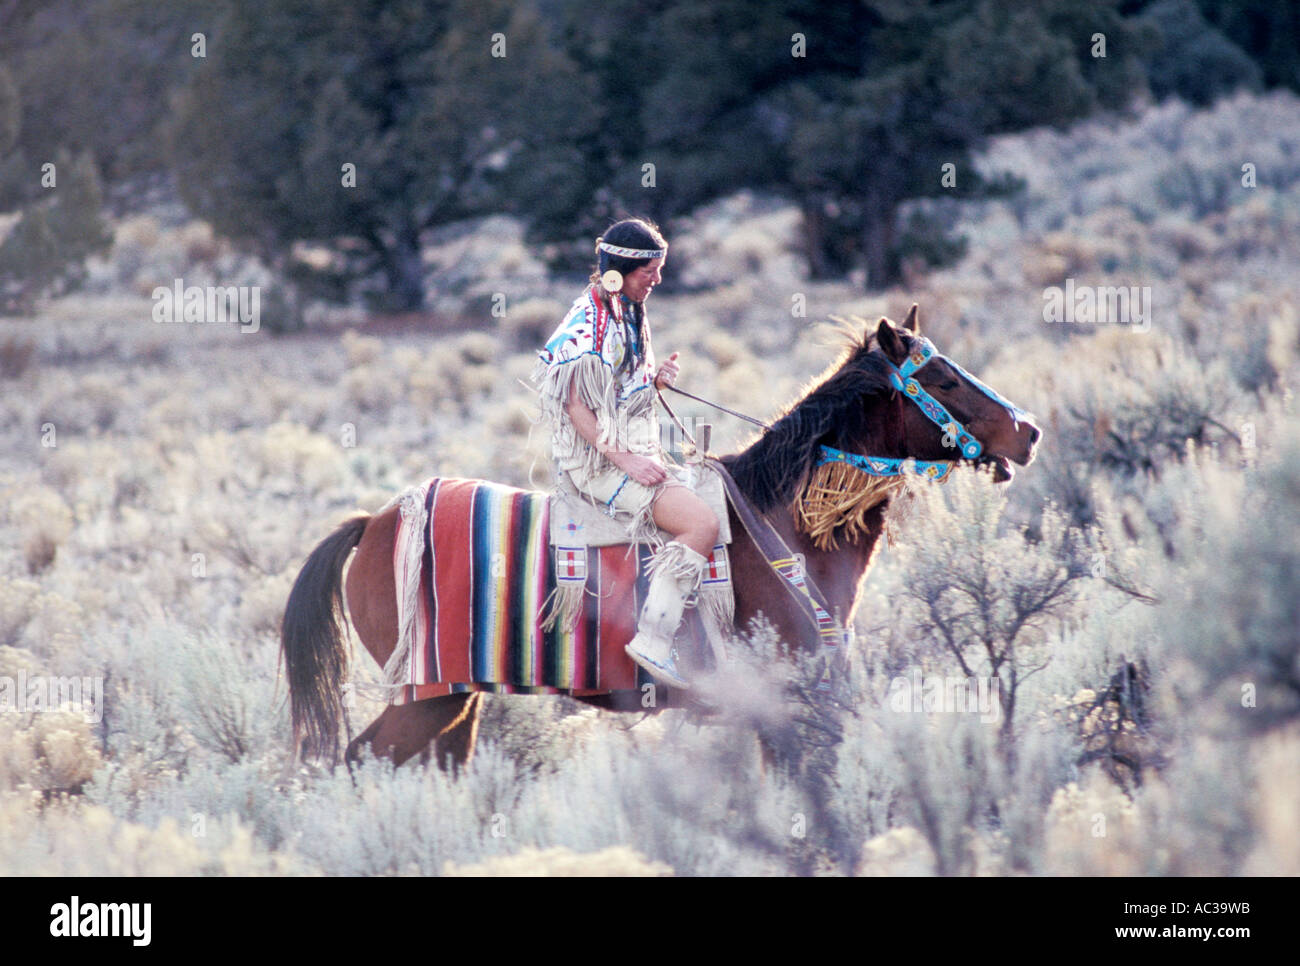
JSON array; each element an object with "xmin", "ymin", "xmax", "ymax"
[{"xmin": 279, "ymin": 306, "xmax": 1040, "ymax": 770}]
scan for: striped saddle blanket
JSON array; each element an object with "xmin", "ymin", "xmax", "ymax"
[{"xmin": 384, "ymin": 477, "xmax": 731, "ymax": 704}]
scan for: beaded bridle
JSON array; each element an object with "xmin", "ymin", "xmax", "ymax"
[
  {"xmin": 814, "ymin": 335, "xmax": 1033, "ymax": 482},
  {"xmin": 663, "ymin": 332, "xmax": 1034, "ymax": 690}
]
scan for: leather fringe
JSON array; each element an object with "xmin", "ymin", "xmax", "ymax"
[
  {"xmin": 697, "ymin": 582, "xmax": 735, "ymax": 660},
  {"xmin": 539, "ymin": 579, "xmax": 585, "ymax": 634},
  {"xmin": 794, "ymin": 459, "xmax": 905, "ymax": 551},
  {"xmin": 533, "ymin": 353, "xmax": 655, "ymax": 481}
]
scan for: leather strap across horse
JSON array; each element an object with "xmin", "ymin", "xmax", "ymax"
[{"xmin": 705, "ymin": 458, "xmax": 844, "ymax": 690}]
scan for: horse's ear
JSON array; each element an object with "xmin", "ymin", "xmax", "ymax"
[
  {"xmin": 903, "ymin": 303, "xmax": 920, "ymax": 333},
  {"xmin": 876, "ymin": 318, "xmax": 906, "ymax": 364}
]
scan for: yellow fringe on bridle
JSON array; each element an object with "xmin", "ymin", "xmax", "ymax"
[{"xmin": 793, "ymin": 459, "xmax": 908, "ymax": 551}]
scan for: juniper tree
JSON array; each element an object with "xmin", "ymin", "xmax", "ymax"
[
  {"xmin": 0, "ymin": 65, "xmax": 17, "ymax": 157},
  {"xmin": 0, "ymin": 149, "xmax": 110, "ymax": 312},
  {"xmin": 167, "ymin": 0, "xmax": 595, "ymax": 310},
  {"xmin": 0, "ymin": 0, "xmax": 215, "ymax": 187},
  {"xmin": 553, "ymin": 0, "xmax": 1145, "ymax": 287}
]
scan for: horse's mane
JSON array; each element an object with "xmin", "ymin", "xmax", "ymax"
[{"xmin": 719, "ymin": 323, "xmax": 899, "ymax": 513}]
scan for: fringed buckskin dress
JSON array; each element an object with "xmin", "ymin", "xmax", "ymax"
[{"xmin": 533, "ymin": 283, "xmax": 685, "ymax": 544}]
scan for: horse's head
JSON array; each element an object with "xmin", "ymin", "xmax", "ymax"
[
  {"xmin": 874, "ymin": 304, "xmax": 1040, "ymax": 482},
  {"xmin": 722, "ymin": 303, "xmax": 1044, "ymax": 550}
]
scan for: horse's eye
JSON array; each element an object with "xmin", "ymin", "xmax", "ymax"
[{"xmin": 936, "ymin": 380, "xmax": 959, "ymax": 392}]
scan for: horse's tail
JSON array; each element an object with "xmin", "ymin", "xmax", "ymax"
[{"xmin": 280, "ymin": 514, "xmax": 370, "ymax": 763}]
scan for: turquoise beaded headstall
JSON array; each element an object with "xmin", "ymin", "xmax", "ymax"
[{"xmin": 816, "ymin": 336, "xmax": 1032, "ymax": 481}]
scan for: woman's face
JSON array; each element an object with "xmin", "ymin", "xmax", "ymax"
[{"xmin": 621, "ymin": 257, "xmax": 664, "ymax": 303}]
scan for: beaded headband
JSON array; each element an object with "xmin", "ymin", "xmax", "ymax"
[{"xmin": 597, "ymin": 240, "xmax": 667, "ymax": 259}]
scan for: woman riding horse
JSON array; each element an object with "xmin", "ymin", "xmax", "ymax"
[
  {"xmin": 281, "ymin": 295, "xmax": 1041, "ymax": 768},
  {"xmin": 533, "ymin": 218, "xmax": 719, "ymax": 689}
]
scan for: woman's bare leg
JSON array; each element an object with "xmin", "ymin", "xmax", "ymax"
[{"xmin": 651, "ymin": 485, "xmax": 719, "ymax": 557}]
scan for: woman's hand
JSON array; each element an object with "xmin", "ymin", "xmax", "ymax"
[
  {"xmin": 654, "ymin": 351, "xmax": 680, "ymax": 390},
  {"xmin": 567, "ymin": 384, "xmax": 666, "ymax": 485},
  {"xmin": 610, "ymin": 450, "xmax": 669, "ymax": 486}
]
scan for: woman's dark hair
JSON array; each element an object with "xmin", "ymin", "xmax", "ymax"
[
  {"xmin": 590, "ymin": 217, "xmax": 667, "ymax": 375},
  {"xmin": 590, "ymin": 217, "xmax": 668, "ymax": 284}
]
